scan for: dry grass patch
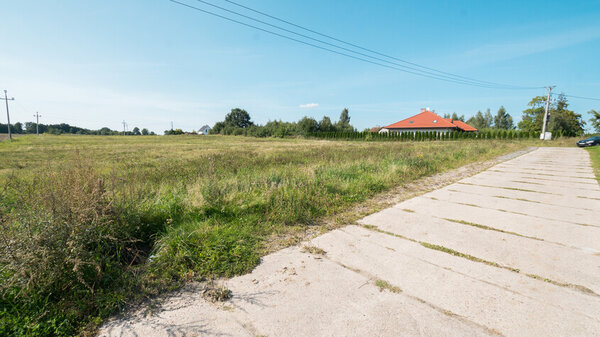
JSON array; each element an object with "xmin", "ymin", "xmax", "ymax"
[{"xmin": 302, "ymin": 245, "xmax": 326, "ymax": 256}]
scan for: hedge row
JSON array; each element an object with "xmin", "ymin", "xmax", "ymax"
[{"xmin": 310, "ymin": 129, "xmax": 564, "ymax": 141}]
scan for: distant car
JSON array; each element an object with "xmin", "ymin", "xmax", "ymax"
[{"xmin": 576, "ymin": 136, "xmax": 600, "ymax": 147}]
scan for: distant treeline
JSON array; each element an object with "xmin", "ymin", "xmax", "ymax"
[
  {"xmin": 311, "ymin": 129, "xmax": 568, "ymax": 141},
  {"xmin": 210, "ymin": 108, "xmax": 355, "ymax": 137},
  {"xmin": 0, "ymin": 122, "xmax": 155, "ymax": 135}
]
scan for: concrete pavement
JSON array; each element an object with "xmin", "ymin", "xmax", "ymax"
[{"xmin": 100, "ymin": 147, "xmax": 600, "ymax": 337}]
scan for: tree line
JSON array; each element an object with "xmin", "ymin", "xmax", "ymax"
[
  {"xmin": 430, "ymin": 95, "xmax": 595, "ymax": 136},
  {"xmin": 210, "ymin": 108, "xmax": 354, "ymax": 137},
  {"xmin": 0, "ymin": 122, "xmax": 155, "ymax": 135}
]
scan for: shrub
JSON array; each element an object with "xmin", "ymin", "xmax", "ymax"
[{"xmin": 0, "ymin": 158, "xmax": 160, "ymax": 336}]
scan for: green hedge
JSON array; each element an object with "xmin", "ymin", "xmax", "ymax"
[{"xmin": 310, "ymin": 129, "xmax": 538, "ymax": 142}]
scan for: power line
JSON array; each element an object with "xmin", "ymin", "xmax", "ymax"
[
  {"xmin": 219, "ymin": 0, "xmax": 542, "ymax": 90},
  {"xmin": 168, "ymin": 0, "xmax": 540, "ymax": 89},
  {"xmin": 189, "ymin": 0, "xmax": 519, "ymax": 88},
  {"xmin": 562, "ymin": 94, "xmax": 600, "ymax": 102}
]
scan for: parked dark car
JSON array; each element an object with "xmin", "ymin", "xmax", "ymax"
[{"xmin": 576, "ymin": 136, "xmax": 600, "ymax": 147}]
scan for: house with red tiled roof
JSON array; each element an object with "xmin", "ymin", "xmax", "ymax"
[{"xmin": 380, "ymin": 108, "xmax": 477, "ymax": 134}]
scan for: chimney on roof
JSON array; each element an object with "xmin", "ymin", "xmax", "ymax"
[{"xmin": 420, "ymin": 108, "xmax": 426, "ymax": 113}]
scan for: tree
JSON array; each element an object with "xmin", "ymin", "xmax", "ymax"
[
  {"xmin": 141, "ymin": 128, "xmax": 149, "ymax": 135},
  {"xmin": 224, "ymin": 108, "xmax": 253, "ymax": 128},
  {"xmin": 590, "ymin": 110, "xmax": 600, "ymax": 133},
  {"xmin": 336, "ymin": 108, "xmax": 353, "ymax": 131},
  {"xmin": 339, "ymin": 108, "xmax": 350, "ymax": 125},
  {"xmin": 99, "ymin": 127, "xmax": 112, "ymax": 135},
  {"xmin": 297, "ymin": 116, "xmax": 318, "ymax": 135},
  {"xmin": 132, "ymin": 127, "xmax": 141, "ymax": 135},
  {"xmin": 164, "ymin": 129, "xmax": 184, "ymax": 135},
  {"xmin": 14, "ymin": 122, "xmax": 23, "ymax": 134},
  {"xmin": 212, "ymin": 121, "xmax": 226, "ymax": 134},
  {"xmin": 483, "ymin": 109, "xmax": 494, "ymax": 128},
  {"xmin": 466, "ymin": 110, "xmax": 491, "ymax": 129},
  {"xmin": 519, "ymin": 94, "xmax": 585, "ymax": 136},
  {"xmin": 518, "ymin": 96, "xmax": 546, "ymax": 133},
  {"xmin": 446, "ymin": 112, "xmax": 465, "ymax": 122},
  {"xmin": 494, "ymin": 106, "xmax": 514, "ymax": 129},
  {"xmin": 318, "ymin": 116, "xmax": 334, "ymax": 132},
  {"xmin": 550, "ymin": 95, "xmax": 585, "ymax": 136}
]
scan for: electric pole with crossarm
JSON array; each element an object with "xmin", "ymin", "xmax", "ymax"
[
  {"xmin": 541, "ymin": 86, "xmax": 555, "ymax": 140},
  {"xmin": 33, "ymin": 112, "xmax": 42, "ymax": 135},
  {"xmin": 1, "ymin": 90, "xmax": 15, "ymax": 141}
]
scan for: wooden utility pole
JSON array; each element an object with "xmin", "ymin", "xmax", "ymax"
[
  {"xmin": 33, "ymin": 112, "xmax": 42, "ymax": 135},
  {"xmin": 1, "ymin": 90, "xmax": 15, "ymax": 141},
  {"xmin": 541, "ymin": 86, "xmax": 554, "ymax": 140}
]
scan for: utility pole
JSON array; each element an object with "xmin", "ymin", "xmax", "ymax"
[
  {"xmin": 541, "ymin": 86, "xmax": 555, "ymax": 140},
  {"xmin": 33, "ymin": 112, "xmax": 42, "ymax": 135},
  {"xmin": 1, "ymin": 90, "xmax": 15, "ymax": 141},
  {"xmin": 171, "ymin": 121, "xmax": 174, "ymax": 131},
  {"xmin": 122, "ymin": 120, "xmax": 127, "ymax": 135}
]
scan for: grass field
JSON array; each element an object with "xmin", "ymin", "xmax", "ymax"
[{"xmin": 0, "ymin": 134, "xmax": 575, "ymax": 336}]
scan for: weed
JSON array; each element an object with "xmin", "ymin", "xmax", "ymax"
[
  {"xmin": 302, "ymin": 245, "xmax": 326, "ymax": 255},
  {"xmin": 443, "ymin": 218, "xmax": 544, "ymax": 242},
  {"xmin": 511, "ymin": 180, "xmax": 543, "ymax": 185},
  {"xmin": 202, "ymin": 283, "xmax": 233, "ymax": 303},
  {"xmin": 457, "ymin": 202, "xmax": 481, "ymax": 208},
  {"xmin": 375, "ymin": 279, "xmax": 402, "ymax": 293}
]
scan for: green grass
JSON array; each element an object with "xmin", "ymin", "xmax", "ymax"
[
  {"xmin": 587, "ymin": 146, "xmax": 600, "ymax": 182},
  {"xmin": 0, "ymin": 134, "xmax": 563, "ymax": 336}
]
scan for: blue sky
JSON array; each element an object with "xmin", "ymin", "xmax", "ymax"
[{"xmin": 2, "ymin": 0, "xmax": 600, "ymax": 133}]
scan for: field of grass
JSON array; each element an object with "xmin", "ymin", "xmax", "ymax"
[{"xmin": 0, "ymin": 134, "xmax": 574, "ymax": 336}]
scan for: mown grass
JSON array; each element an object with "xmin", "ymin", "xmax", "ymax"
[{"xmin": 0, "ymin": 134, "xmax": 571, "ymax": 336}]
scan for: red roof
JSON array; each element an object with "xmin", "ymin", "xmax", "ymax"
[
  {"xmin": 447, "ymin": 119, "xmax": 478, "ymax": 132},
  {"xmin": 384, "ymin": 110, "xmax": 456, "ymax": 129},
  {"xmin": 384, "ymin": 110, "xmax": 477, "ymax": 132}
]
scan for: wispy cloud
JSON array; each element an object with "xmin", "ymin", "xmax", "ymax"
[
  {"xmin": 463, "ymin": 26, "xmax": 600, "ymax": 63},
  {"xmin": 299, "ymin": 103, "xmax": 319, "ymax": 108}
]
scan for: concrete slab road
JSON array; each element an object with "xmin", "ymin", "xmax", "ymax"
[{"xmin": 100, "ymin": 147, "xmax": 600, "ymax": 337}]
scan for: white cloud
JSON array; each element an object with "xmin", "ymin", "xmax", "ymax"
[{"xmin": 299, "ymin": 103, "xmax": 319, "ymax": 108}]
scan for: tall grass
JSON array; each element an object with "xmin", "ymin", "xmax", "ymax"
[{"xmin": 0, "ymin": 135, "xmax": 555, "ymax": 335}]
